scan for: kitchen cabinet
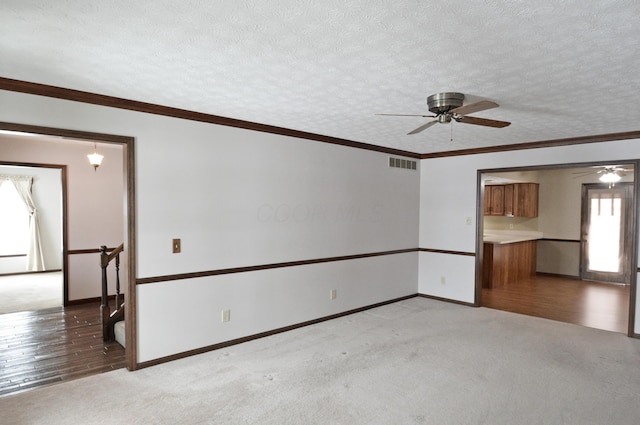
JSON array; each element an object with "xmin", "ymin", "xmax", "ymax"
[
  {"xmin": 484, "ymin": 185, "xmax": 505, "ymax": 216},
  {"xmin": 484, "ymin": 183, "xmax": 538, "ymax": 217},
  {"xmin": 511, "ymin": 183, "xmax": 538, "ymax": 217}
]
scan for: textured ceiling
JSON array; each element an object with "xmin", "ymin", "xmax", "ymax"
[{"xmin": 1, "ymin": 0, "xmax": 640, "ymax": 154}]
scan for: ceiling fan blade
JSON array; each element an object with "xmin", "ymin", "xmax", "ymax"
[
  {"xmin": 376, "ymin": 113, "xmax": 436, "ymax": 117},
  {"xmin": 457, "ymin": 115, "xmax": 511, "ymax": 128},
  {"xmin": 407, "ymin": 120, "xmax": 438, "ymax": 135},
  {"xmin": 450, "ymin": 100, "xmax": 499, "ymax": 116},
  {"xmin": 572, "ymin": 171, "xmax": 598, "ymax": 177}
]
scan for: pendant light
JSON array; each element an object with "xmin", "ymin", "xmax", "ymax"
[{"xmin": 87, "ymin": 143, "xmax": 104, "ymax": 171}]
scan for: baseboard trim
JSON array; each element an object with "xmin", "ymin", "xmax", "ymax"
[
  {"xmin": 136, "ymin": 294, "xmax": 418, "ymax": 370},
  {"xmin": 66, "ymin": 294, "xmax": 123, "ymax": 306},
  {"xmin": 417, "ymin": 293, "xmax": 477, "ymax": 307},
  {"xmin": 535, "ymin": 272, "xmax": 580, "ymax": 280}
]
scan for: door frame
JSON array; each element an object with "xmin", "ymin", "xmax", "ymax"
[
  {"xmin": 476, "ymin": 159, "xmax": 639, "ymax": 337},
  {"xmin": 580, "ymin": 182, "xmax": 634, "ymax": 284},
  {"xmin": 0, "ymin": 121, "xmax": 137, "ymax": 370}
]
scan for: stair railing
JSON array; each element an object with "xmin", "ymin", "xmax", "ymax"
[{"xmin": 100, "ymin": 243, "xmax": 125, "ymax": 341}]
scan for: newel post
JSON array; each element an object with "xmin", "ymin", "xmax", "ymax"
[{"xmin": 99, "ymin": 245, "xmax": 110, "ymax": 340}]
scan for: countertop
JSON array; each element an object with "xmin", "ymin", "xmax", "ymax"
[{"xmin": 483, "ymin": 230, "xmax": 543, "ymax": 244}]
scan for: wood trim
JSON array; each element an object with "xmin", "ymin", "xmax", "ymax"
[
  {"xmin": 124, "ymin": 135, "xmax": 137, "ymax": 370},
  {"xmin": 0, "ymin": 120, "xmax": 132, "ymax": 145},
  {"xmin": 136, "ymin": 294, "xmax": 417, "ymax": 370},
  {"xmin": 68, "ymin": 247, "xmax": 119, "ymax": 255},
  {"xmin": 66, "ymin": 294, "xmax": 123, "ymax": 306},
  {"xmin": 539, "ymin": 238, "xmax": 581, "ymax": 243},
  {"xmin": 3, "ymin": 80, "xmax": 640, "ymax": 162},
  {"xmin": 0, "ymin": 77, "xmax": 420, "ymax": 159},
  {"xmin": 421, "ymin": 131, "xmax": 640, "ymax": 159},
  {"xmin": 417, "ymin": 293, "xmax": 477, "ymax": 307},
  {"xmin": 0, "ymin": 254, "xmax": 26, "ymax": 258},
  {"xmin": 136, "ymin": 248, "xmax": 419, "ymax": 285},
  {"xmin": 536, "ymin": 272, "xmax": 580, "ymax": 280},
  {"xmin": 419, "ymin": 248, "xmax": 475, "ymax": 257}
]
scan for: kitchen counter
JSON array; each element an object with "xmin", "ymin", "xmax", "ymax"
[
  {"xmin": 483, "ymin": 230, "xmax": 543, "ymax": 244},
  {"xmin": 482, "ymin": 231, "xmax": 542, "ymax": 288}
]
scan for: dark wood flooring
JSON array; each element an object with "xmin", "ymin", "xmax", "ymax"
[
  {"xmin": 0, "ymin": 302, "xmax": 126, "ymax": 397},
  {"xmin": 482, "ymin": 274, "xmax": 630, "ymax": 334}
]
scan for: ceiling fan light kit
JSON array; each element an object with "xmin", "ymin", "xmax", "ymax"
[{"xmin": 378, "ymin": 92, "xmax": 511, "ymax": 136}]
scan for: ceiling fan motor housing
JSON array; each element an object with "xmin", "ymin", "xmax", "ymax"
[{"xmin": 427, "ymin": 92, "xmax": 464, "ymax": 114}]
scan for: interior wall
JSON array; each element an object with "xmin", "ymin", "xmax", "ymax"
[
  {"xmin": 0, "ymin": 89, "xmax": 420, "ymax": 363},
  {"xmin": 419, "ymin": 142, "xmax": 640, "ymax": 333},
  {"xmin": 0, "ymin": 164, "xmax": 62, "ymax": 273},
  {"xmin": 0, "ymin": 134, "xmax": 125, "ymax": 300}
]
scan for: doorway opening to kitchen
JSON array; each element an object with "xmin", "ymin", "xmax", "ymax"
[{"xmin": 477, "ymin": 161, "xmax": 638, "ymax": 335}]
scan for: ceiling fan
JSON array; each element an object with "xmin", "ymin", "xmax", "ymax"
[
  {"xmin": 572, "ymin": 165, "xmax": 633, "ymax": 182},
  {"xmin": 377, "ymin": 92, "xmax": 510, "ymax": 135}
]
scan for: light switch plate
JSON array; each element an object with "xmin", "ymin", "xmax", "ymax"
[{"xmin": 172, "ymin": 238, "xmax": 181, "ymax": 253}]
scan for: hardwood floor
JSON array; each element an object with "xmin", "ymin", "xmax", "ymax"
[
  {"xmin": 0, "ymin": 302, "xmax": 126, "ymax": 397},
  {"xmin": 482, "ymin": 274, "xmax": 630, "ymax": 334}
]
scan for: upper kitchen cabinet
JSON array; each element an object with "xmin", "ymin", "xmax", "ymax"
[
  {"xmin": 511, "ymin": 183, "xmax": 539, "ymax": 217},
  {"xmin": 484, "ymin": 183, "xmax": 539, "ymax": 217},
  {"xmin": 484, "ymin": 184, "xmax": 506, "ymax": 216}
]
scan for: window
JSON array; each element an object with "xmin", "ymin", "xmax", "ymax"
[{"xmin": 0, "ymin": 180, "xmax": 29, "ymax": 255}]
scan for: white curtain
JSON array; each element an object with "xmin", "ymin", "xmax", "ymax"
[{"xmin": 1, "ymin": 175, "xmax": 45, "ymax": 271}]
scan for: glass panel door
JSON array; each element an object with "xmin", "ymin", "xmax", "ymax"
[{"xmin": 581, "ymin": 183, "xmax": 632, "ymax": 283}]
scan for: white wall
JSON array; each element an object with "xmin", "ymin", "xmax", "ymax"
[
  {"xmin": 419, "ymin": 142, "xmax": 640, "ymax": 332},
  {"xmin": 0, "ymin": 134, "xmax": 125, "ymax": 300},
  {"xmin": 0, "ymin": 164, "xmax": 62, "ymax": 273},
  {"xmin": 0, "ymin": 89, "xmax": 420, "ymax": 363}
]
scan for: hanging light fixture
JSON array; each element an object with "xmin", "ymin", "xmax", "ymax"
[
  {"xmin": 599, "ymin": 170, "xmax": 621, "ymax": 183},
  {"xmin": 87, "ymin": 143, "xmax": 104, "ymax": 171}
]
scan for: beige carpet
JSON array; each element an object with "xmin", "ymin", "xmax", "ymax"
[
  {"xmin": 1, "ymin": 297, "xmax": 640, "ymax": 424},
  {"xmin": 0, "ymin": 272, "xmax": 62, "ymax": 314}
]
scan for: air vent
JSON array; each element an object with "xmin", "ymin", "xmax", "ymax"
[{"xmin": 389, "ymin": 157, "xmax": 417, "ymax": 171}]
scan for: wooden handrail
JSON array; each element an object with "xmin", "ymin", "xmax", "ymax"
[{"xmin": 100, "ymin": 243, "xmax": 124, "ymax": 268}]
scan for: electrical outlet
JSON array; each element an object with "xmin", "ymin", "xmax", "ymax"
[
  {"xmin": 330, "ymin": 289, "xmax": 337, "ymax": 300},
  {"xmin": 509, "ymin": 224, "xmax": 514, "ymax": 229},
  {"xmin": 172, "ymin": 238, "xmax": 181, "ymax": 253},
  {"xmin": 221, "ymin": 309, "xmax": 231, "ymax": 323},
  {"xmin": 440, "ymin": 276, "xmax": 446, "ymax": 285}
]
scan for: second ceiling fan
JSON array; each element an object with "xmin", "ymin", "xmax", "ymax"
[{"xmin": 378, "ymin": 92, "xmax": 511, "ymax": 135}]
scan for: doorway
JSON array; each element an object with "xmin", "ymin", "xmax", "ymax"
[
  {"xmin": 0, "ymin": 163, "xmax": 65, "ymax": 313},
  {"xmin": 478, "ymin": 162, "xmax": 637, "ymax": 335},
  {"xmin": 0, "ymin": 121, "xmax": 137, "ymax": 374},
  {"xmin": 581, "ymin": 183, "xmax": 633, "ymax": 284}
]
